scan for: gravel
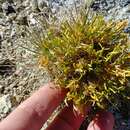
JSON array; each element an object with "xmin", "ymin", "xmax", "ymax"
[
  {"xmin": 0, "ymin": 0, "xmax": 130, "ymax": 130},
  {"xmin": 0, "ymin": 95, "xmax": 12, "ymax": 119}
]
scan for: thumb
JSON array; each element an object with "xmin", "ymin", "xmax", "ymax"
[
  {"xmin": 87, "ymin": 111, "xmax": 114, "ymax": 130},
  {"xmin": 46, "ymin": 104, "xmax": 90, "ymax": 130}
]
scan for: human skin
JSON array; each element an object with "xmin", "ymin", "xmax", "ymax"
[{"xmin": 0, "ymin": 83, "xmax": 114, "ymax": 130}]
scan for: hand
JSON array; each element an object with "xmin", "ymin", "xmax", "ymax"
[{"xmin": 0, "ymin": 83, "xmax": 114, "ymax": 130}]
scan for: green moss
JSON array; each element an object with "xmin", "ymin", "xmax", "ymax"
[{"xmin": 31, "ymin": 7, "xmax": 130, "ymax": 113}]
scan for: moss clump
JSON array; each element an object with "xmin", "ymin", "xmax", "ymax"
[{"xmin": 31, "ymin": 7, "xmax": 130, "ymax": 112}]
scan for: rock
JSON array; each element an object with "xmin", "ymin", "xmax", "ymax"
[
  {"xmin": 0, "ymin": 85, "xmax": 4, "ymax": 93},
  {"xmin": 31, "ymin": 0, "xmax": 39, "ymax": 11},
  {"xmin": 28, "ymin": 13, "xmax": 38, "ymax": 25},
  {"xmin": 90, "ymin": 0, "xmax": 130, "ymax": 11},
  {"xmin": 0, "ymin": 59, "xmax": 16, "ymax": 77},
  {"xmin": 6, "ymin": 13, "xmax": 17, "ymax": 22},
  {"xmin": 22, "ymin": 0, "xmax": 30, "ymax": 7},
  {"xmin": 7, "ymin": 0, "xmax": 14, "ymax": 4},
  {"xmin": 91, "ymin": 1, "xmax": 100, "ymax": 11},
  {"xmin": 119, "ymin": 0, "xmax": 130, "ymax": 7},
  {"xmin": 126, "ymin": 4, "xmax": 130, "ymax": 12},
  {"xmin": 124, "ymin": 26, "xmax": 130, "ymax": 33},
  {"xmin": 31, "ymin": 0, "xmax": 48, "ymax": 12},
  {"xmin": 2, "ymin": 1, "xmax": 16, "ymax": 16},
  {"xmin": 16, "ymin": 13, "xmax": 28, "ymax": 25},
  {"xmin": 10, "ymin": 26, "xmax": 16, "ymax": 37},
  {"xmin": 0, "ymin": 35, "xmax": 2, "ymax": 50},
  {"xmin": 37, "ymin": 0, "xmax": 48, "ymax": 11},
  {"xmin": 0, "ymin": 95, "xmax": 12, "ymax": 116},
  {"xmin": 90, "ymin": 0, "xmax": 116, "ymax": 12}
]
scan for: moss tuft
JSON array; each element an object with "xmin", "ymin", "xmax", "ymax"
[{"xmin": 30, "ymin": 6, "xmax": 130, "ymax": 113}]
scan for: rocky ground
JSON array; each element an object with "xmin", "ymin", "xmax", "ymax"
[{"xmin": 0, "ymin": 0, "xmax": 130, "ymax": 130}]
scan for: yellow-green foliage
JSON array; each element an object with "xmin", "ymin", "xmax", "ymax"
[{"xmin": 31, "ymin": 9, "xmax": 130, "ymax": 112}]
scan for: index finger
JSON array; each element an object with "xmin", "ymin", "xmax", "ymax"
[{"xmin": 0, "ymin": 83, "xmax": 66, "ymax": 130}]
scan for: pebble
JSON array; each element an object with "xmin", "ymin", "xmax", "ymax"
[
  {"xmin": 28, "ymin": 13, "xmax": 38, "ymax": 25},
  {"xmin": 31, "ymin": 0, "xmax": 39, "ymax": 11},
  {"xmin": 2, "ymin": 1, "xmax": 16, "ymax": 16},
  {"xmin": 91, "ymin": 0, "xmax": 130, "ymax": 11},
  {"xmin": 0, "ymin": 59, "xmax": 16, "ymax": 76},
  {"xmin": 0, "ymin": 95, "xmax": 12, "ymax": 116},
  {"xmin": 38, "ymin": 0, "xmax": 48, "ymax": 11},
  {"xmin": 0, "ymin": 85, "xmax": 4, "ymax": 93},
  {"xmin": 119, "ymin": 0, "xmax": 130, "ymax": 7},
  {"xmin": 16, "ymin": 13, "xmax": 28, "ymax": 25},
  {"xmin": 7, "ymin": 0, "xmax": 14, "ymax": 4},
  {"xmin": 31, "ymin": 0, "xmax": 48, "ymax": 12},
  {"xmin": 124, "ymin": 26, "xmax": 130, "ymax": 33},
  {"xmin": 22, "ymin": 0, "xmax": 30, "ymax": 7},
  {"xmin": 91, "ymin": 1, "xmax": 100, "ymax": 11},
  {"xmin": 0, "ymin": 35, "xmax": 2, "ymax": 50},
  {"xmin": 6, "ymin": 13, "xmax": 17, "ymax": 22}
]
